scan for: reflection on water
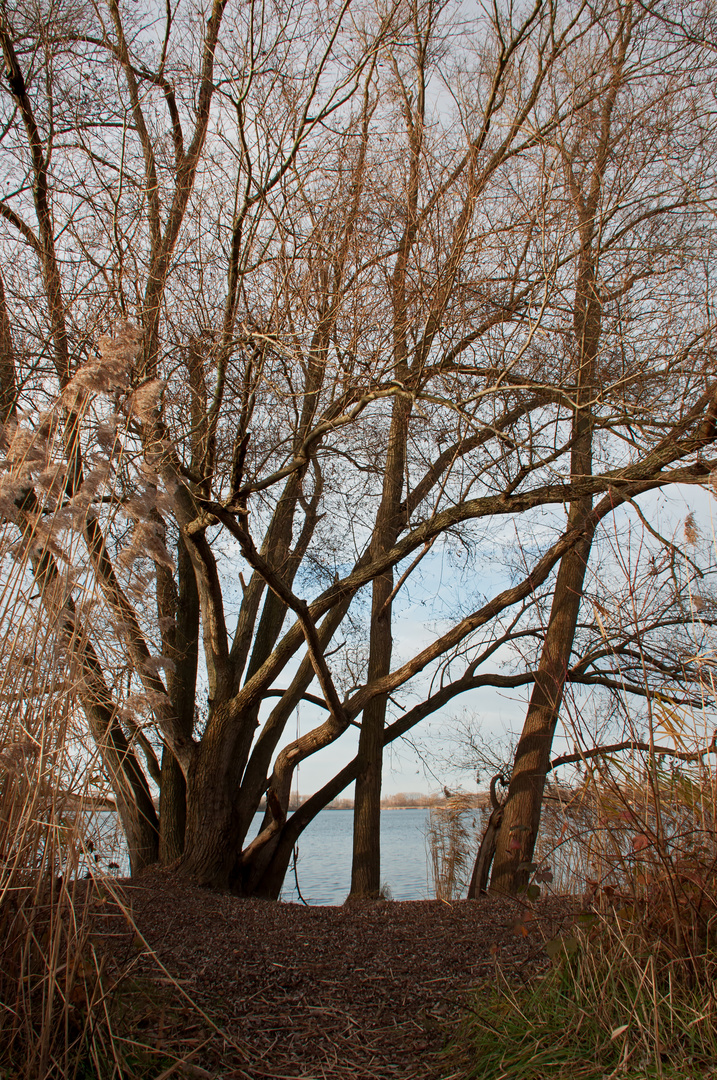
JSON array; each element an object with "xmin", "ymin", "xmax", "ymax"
[{"xmin": 91, "ymin": 807, "xmax": 432, "ymax": 905}]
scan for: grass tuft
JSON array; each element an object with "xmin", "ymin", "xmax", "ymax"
[
  {"xmin": 448, "ymin": 915, "xmax": 717, "ymax": 1080},
  {"xmin": 444, "ymin": 716, "xmax": 717, "ymax": 1080}
]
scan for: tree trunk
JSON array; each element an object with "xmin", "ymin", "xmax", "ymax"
[
  {"xmin": 40, "ymin": 555, "xmax": 160, "ymax": 873},
  {"xmin": 467, "ymin": 775, "xmax": 507, "ymax": 899},
  {"xmin": 350, "ymin": 569, "xmax": 392, "ymax": 897},
  {"xmin": 489, "ymin": 526, "xmax": 594, "ymax": 893},
  {"xmin": 252, "ymin": 759, "xmax": 360, "ymax": 899},
  {"xmin": 488, "ymin": 270, "xmax": 597, "ymax": 894},
  {"xmin": 177, "ymin": 729, "xmax": 242, "ymax": 888},
  {"xmin": 349, "ymin": 394, "xmax": 411, "ymax": 898},
  {"xmin": 158, "ymin": 750, "xmax": 187, "ymax": 865},
  {"xmin": 486, "ymin": 13, "xmax": 633, "ymax": 891},
  {"xmin": 158, "ymin": 538, "xmax": 199, "ymax": 863}
]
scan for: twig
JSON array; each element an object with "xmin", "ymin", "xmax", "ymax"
[{"xmin": 292, "ymin": 845, "xmax": 309, "ymax": 906}]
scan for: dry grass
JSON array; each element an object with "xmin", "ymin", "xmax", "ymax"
[
  {"xmin": 426, "ymin": 793, "xmax": 480, "ymax": 901},
  {"xmin": 0, "ymin": 726, "xmax": 234, "ymax": 1079},
  {"xmin": 443, "ymin": 702, "xmax": 717, "ymax": 1079},
  {"xmin": 0, "ymin": 485, "xmax": 232, "ymax": 1080}
]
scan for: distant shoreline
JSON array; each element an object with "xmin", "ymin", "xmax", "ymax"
[{"xmin": 258, "ymin": 793, "xmax": 493, "ymax": 813}]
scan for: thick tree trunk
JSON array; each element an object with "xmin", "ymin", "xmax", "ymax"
[
  {"xmin": 176, "ymin": 731, "xmax": 243, "ymax": 888},
  {"xmin": 349, "ymin": 395, "xmax": 411, "ymax": 898},
  {"xmin": 489, "ymin": 526, "xmax": 594, "ymax": 894},
  {"xmin": 158, "ymin": 751, "xmax": 187, "ymax": 864},
  {"xmin": 350, "ymin": 569, "xmax": 392, "ymax": 897}
]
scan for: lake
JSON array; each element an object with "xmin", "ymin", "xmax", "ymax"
[
  {"xmin": 270, "ymin": 807, "xmax": 432, "ymax": 905},
  {"xmin": 90, "ymin": 807, "xmax": 435, "ymax": 905}
]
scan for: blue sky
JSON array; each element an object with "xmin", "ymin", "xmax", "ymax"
[{"xmin": 267, "ymin": 481, "xmax": 717, "ymax": 799}]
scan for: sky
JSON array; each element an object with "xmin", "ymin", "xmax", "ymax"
[{"xmin": 263, "ymin": 481, "xmax": 717, "ymax": 800}]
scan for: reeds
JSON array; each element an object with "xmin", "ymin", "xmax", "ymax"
[
  {"xmin": 448, "ymin": 913, "xmax": 717, "ymax": 1080},
  {"xmin": 0, "ymin": 619, "xmax": 218, "ymax": 1079},
  {"xmin": 0, "ymin": 669, "xmax": 112, "ymax": 1076},
  {"xmin": 444, "ymin": 709, "xmax": 717, "ymax": 1079},
  {"xmin": 427, "ymin": 793, "xmax": 480, "ymax": 901},
  {"xmin": 0, "ymin": 447, "xmax": 201, "ymax": 1078}
]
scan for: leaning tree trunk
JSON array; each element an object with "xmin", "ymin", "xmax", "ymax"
[
  {"xmin": 488, "ymin": 276, "xmax": 598, "ymax": 895},
  {"xmin": 34, "ymin": 542, "xmax": 160, "ymax": 873},
  {"xmin": 488, "ymin": 523, "xmax": 594, "ymax": 894},
  {"xmin": 33, "ymin": 546, "xmax": 161, "ymax": 873},
  {"xmin": 485, "ymin": 37, "xmax": 628, "ymax": 890},
  {"xmin": 249, "ymin": 759, "xmax": 360, "ymax": 898}
]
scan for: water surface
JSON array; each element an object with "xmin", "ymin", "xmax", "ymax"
[
  {"xmin": 272, "ymin": 807, "xmax": 431, "ymax": 905},
  {"xmin": 89, "ymin": 807, "xmax": 433, "ymax": 905}
]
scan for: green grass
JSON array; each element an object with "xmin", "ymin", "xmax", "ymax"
[{"xmin": 444, "ymin": 922, "xmax": 717, "ymax": 1080}]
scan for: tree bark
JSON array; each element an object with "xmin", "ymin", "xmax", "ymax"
[
  {"xmin": 489, "ymin": 526, "xmax": 595, "ymax": 893},
  {"xmin": 158, "ymin": 537, "xmax": 200, "ymax": 863},
  {"xmin": 350, "ymin": 570, "xmax": 393, "ymax": 897},
  {"xmin": 177, "ymin": 728, "xmax": 241, "ymax": 888},
  {"xmin": 350, "ymin": 395, "xmax": 411, "ymax": 897},
  {"xmin": 488, "ymin": 10, "xmax": 633, "ymax": 896}
]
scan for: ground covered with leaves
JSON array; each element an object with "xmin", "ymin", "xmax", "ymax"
[{"xmin": 91, "ymin": 870, "xmax": 575, "ymax": 1080}]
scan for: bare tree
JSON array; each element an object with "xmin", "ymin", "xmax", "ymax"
[
  {"xmin": 482, "ymin": 0, "xmax": 717, "ymax": 893},
  {"xmin": 0, "ymin": 0, "xmax": 715, "ymax": 901}
]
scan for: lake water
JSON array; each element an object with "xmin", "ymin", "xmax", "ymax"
[
  {"xmin": 271, "ymin": 807, "xmax": 432, "ymax": 905},
  {"xmin": 90, "ymin": 807, "xmax": 434, "ymax": 905}
]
